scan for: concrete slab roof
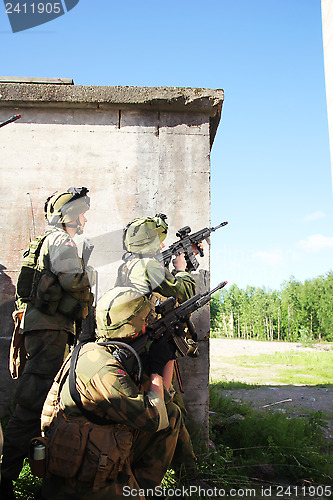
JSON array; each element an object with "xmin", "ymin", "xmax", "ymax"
[
  {"xmin": 0, "ymin": 76, "xmax": 74, "ymax": 85},
  {"xmin": 0, "ymin": 81, "xmax": 224, "ymax": 145}
]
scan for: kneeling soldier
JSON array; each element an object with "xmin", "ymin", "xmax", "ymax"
[{"xmin": 39, "ymin": 286, "xmax": 181, "ymax": 500}]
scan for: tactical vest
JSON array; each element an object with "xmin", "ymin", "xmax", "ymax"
[
  {"xmin": 16, "ymin": 230, "xmax": 92, "ymax": 320},
  {"xmin": 15, "ymin": 229, "xmax": 64, "ymax": 316}
]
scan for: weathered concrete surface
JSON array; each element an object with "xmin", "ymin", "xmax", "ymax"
[
  {"xmin": 0, "ymin": 76, "xmax": 74, "ymax": 85},
  {"xmin": 0, "ymin": 83, "xmax": 224, "ymax": 438},
  {"xmin": 0, "ymin": 83, "xmax": 224, "ymax": 111}
]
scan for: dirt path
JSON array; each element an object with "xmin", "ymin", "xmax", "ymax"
[{"xmin": 209, "ymin": 339, "xmax": 333, "ymax": 440}]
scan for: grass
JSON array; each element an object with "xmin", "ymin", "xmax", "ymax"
[
  {"xmin": 13, "ymin": 461, "xmax": 42, "ymax": 499},
  {"xmin": 211, "ymin": 349, "xmax": 333, "ymax": 385},
  {"xmin": 202, "ymin": 342, "xmax": 333, "ymax": 493},
  {"xmin": 160, "ymin": 382, "xmax": 333, "ymax": 497},
  {"xmin": 205, "ymin": 383, "xmax": 333, "ymax": 486}
]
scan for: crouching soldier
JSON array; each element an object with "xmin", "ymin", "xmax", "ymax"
[
  {"xmin": 117, "ymin": 214, "xmax": 201, "ymax": 481},
  {"xmin": 39, "ymin": 286, "xmax": 182, "ymax": 500}
]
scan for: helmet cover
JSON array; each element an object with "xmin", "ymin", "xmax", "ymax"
[
  {"xmin": 96, "ymin": 286, "xmax": 152, "ymax": 339},
  {"xmin": 44, "ymin": 187, "xmax": 90, "ymax": 226},
  {"xmin": 123, "ymin": 214, "xmax": 168, "ymax": 254}
]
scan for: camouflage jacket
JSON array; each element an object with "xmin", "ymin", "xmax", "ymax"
[
  {"xmin": 19, "ymin": 226, "xmax": 93, "ymax": 334},
  {"xmin": 46, "ymin": 342, "xmax": 169, "ymax": 433},
  {"xmin": 116, "ymin": 255, "xmax": 196, "ymax": 305}
]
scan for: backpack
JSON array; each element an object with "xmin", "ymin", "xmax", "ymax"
[{"xmin": 16, "ymin": 230, "xmax": 54, "ymax": 304}]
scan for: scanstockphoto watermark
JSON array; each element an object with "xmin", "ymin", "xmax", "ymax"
[
  {"xmin": 3, "ymin": 0, "xmax": 80, "ymax": 33},
  {"xmin": 123, "ymin": 485, "xmax": 333, "ymax": 498},
  {"xmin": 122, "ymin": 486, "xmax": 258, "ymax": 498}
]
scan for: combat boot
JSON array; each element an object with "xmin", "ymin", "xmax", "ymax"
[{"xmin": 0, "ymin": 477, "xmax": 16, "ymax": 500}]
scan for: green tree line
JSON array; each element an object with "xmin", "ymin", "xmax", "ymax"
[{"xmin": 210, "ymin": 271, "xmax": 333, "ymax": 341}]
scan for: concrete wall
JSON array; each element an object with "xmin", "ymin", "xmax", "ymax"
[{"xmin": 0, "ymin": 82, "xmax": 224, "ymax": 438}]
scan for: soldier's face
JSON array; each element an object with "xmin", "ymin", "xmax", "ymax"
[{"xmin": 76, "ymin": 212, "xmax": 87, "ymax": 235}]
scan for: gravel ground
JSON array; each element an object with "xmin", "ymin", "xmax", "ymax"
[{"xmin": 209, "ymin": 338, "xmax": 333, "ymax": 440}]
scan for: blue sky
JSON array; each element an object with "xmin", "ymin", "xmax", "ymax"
[{"xmin": 1, "ymin": 0, "xmax": 332, "ymax": 291}]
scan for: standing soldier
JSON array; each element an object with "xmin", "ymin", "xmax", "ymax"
[
  {"xmin": 0, "ymin": 187, "xmax": 94, "ymax": 500},
  {"xmin": 117, "ymin": 214, "xmax": 201, "ymax": 483}
]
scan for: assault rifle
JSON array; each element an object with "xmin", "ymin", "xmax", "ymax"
[
  {"xmin": 100, "ymin": 280, "xmax": 228, "ymax": 378},
  {"xmin": 0, "ymin": 114, "xmax": 21, "ymax": 128},
  {"xmin": 158, "ymin": 221, "xmax": 228, "ymax": 272}
]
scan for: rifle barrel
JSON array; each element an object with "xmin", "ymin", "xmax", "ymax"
[
  {"xmin": 194, "ymin": 281, "xmax": 228, "ymax": 309},
  {"xmin": 209, "ymin": 281, "xmax": 228, "ymax": 295},
  {"xmin": 210, "ymin": 221, "xmax": 228, "ymax": 232},
  {"xmin": 0, "ymin": 114, "xmax": 21, "ymax": 128}
]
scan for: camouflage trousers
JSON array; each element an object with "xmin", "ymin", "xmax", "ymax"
[
  {"xmin": 41, "ymin": 401, "xmax": 182, "ymax": 500},
  {"xmin": 1, "ymin": 329, "xmax": 69, "ymax": 480}
]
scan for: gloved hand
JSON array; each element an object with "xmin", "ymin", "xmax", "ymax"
[{"xmin": 148, "ymin": 338, "xmax": 176, "ymax": 376}]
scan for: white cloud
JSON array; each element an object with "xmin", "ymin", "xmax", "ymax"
[
  {"xmin": 303, "ymin": 211, "xmax": 326, "ymax": 222},
  {"xmin": 251, "ymin": 250, "xmax": 284, "ymax": 267},
  {"xmin": 297, "ymin": 234, "xmax": 333, "ymax": 252}
]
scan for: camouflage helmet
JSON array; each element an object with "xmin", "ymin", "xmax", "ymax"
[
  {"xmin": 96, "ymin": 286, "xmax": 152, "ymax": 339},
  {"xmin": 123, "ymin": 214, "xmax": 168, "ymax": 254},
  {"xmin": 44, "ymin": 187, "xmax": 90, "ymax": 226}
]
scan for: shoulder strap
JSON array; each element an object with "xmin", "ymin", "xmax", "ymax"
[
  {"xmin": 117, "ymin": 255, "xmax": 142, "ymax": 287},
  {"xmin": 69, "ymin": 343, "xmax": 111, "ymax": 426},
  {"xmin": 29, "ymin": 228, "xmax": 56, "ymax": 261},
  {"xmin": 120, "ymin": 256, "xmax": 155, "ymax": 297}
]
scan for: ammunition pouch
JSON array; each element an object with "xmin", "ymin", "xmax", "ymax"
[
  {"xmin": 46, "ymin": 411, "xmax": 90, "ymax": 478},
  {"xmin": 77, "ymin": 424, "xmax": 132, "ymax": 491},
  {"xmin": 45, "ymin": 411, "xmax": 132, "ymax": 491},
  {"xmin": 57, "ymin": 289, "xmax": 94, "ymax": 321},
  {"xmin": 16, "ymin": 266, "xmax": 42, "ymax": 303},
  {"xmin": 35, "ymin": 272, "xmax": 93, "ymax": 320},
  {"xmin": 34, "ymin": 271, "xmax": 63, "ymax": 316}
]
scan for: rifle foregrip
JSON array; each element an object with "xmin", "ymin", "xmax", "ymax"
[
  {"xmin": 197, "ymin": 245, "xmax": 204, "ymax": 257},
  {"xmin": 185, "ymin": 253, "xmax": 199, "ymax": 272},
  {"xmin": 173, "ymin": 336, "xmax": 192, "ymax": 357},
  {"xmin": 186, "ymin": 317, "xmax": 198, "ymax": 342}
]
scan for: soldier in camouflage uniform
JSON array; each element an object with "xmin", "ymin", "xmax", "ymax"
[
  {"xmin": 116, "ymin": 215, "xmax": 200, "ymax": 482},
  {"xmin": 39, "ymin": 288, "xmax": 181, "ymax": 500},
  {"xmin": 0, "ymin": 187, "xmax": 94, "ymax": 500}
]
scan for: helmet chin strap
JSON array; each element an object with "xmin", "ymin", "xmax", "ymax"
[
  {"xmin": 63, "ymin": 217, "xmax": 83, "ymax": 235},
  {"xmin": 75, "ymin": 216, "xmax": 85, "ymax": 235},
  {"xmin": 76, "ymin": 224, "xmax": 84, "ymax": 235}
]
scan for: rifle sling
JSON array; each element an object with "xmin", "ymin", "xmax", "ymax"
[
  {"xmin": 69, "ymin": 340, "xmax": 144, "ymax": 425},
  {"xmin": 69, "ymin": 342, "xmax": 111, "ymax": 426}
]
